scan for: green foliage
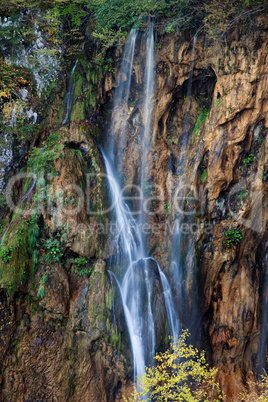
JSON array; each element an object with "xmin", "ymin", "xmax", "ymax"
[
  {"xmin": 27, "ymin": 134, "xmax": 64, "ymax": 175},
  {"xmin": 71, "ymin": 255, "xmax": 87, "ymax": 267},
  {"xmin": 236, "ymin": 189, "xmax": 248, "ymax": 201},
  {"xmin": 10, "ymin": 120, "xmax": 38, "ymax": 141},
  {"xmin": 91, "ymin": 0, "xmax": 195, "ymax": 45},
  {"xmin": 204, "ymin": 0, "xmax": 266, "ymax": 39},
  {"xmin": 0, "ymin": 193, "xmax": 6, "ymax": 209},
  {"xmin": 244, "ymin": 153, "xmax": 254, "ymax": 165},
  {"xmin": 42, "ymin": 236, "xmax": 63, "ymax": 263},
  {"xmin": 0, "ymin": 246, "xmax": 13, "ymax": 263},
  {"xmin": 201, "ymin": 170, "xmax": 208, "ymax": 182},
  {"xmin": 37, "ymin": 285, "xmax": 45, "ymax": 299},
  {"xmin": 164, "ymin": 202, "xmax": 171, "ymax": 216},
  {"xmin": 0, "ymin": 215, "xmax": 39, "ymax": 297},
  {"xmin": 0, "ymin": 57, "xmax": 31, "ymax": 100},
  {"xmin": 125, "ymin": 330, "xmax": 222, "ymax": 402},
  {"xmin": 193, "ymin": 107, "xmax": 209, "ymax": 136},
  {"xmin": 225, "ymin": 228, "xmax": 242, "ymax": 247},
  {"xmin": 71, "ymin": 255, "xmax": 92, "ymax": 276},
  {"xmin": 37, "ymin": 273, "xmax": 49, "ymax": 299},
  {"xmin": 263, "ymin": 169, "xmax": 268, "ymax": 182},
  {"xmin": 40, "ymin": 226, "xmax": 68, "ymax": 264},
  {"xmin": 0, "ymin": 218, "xmax": 7, "ymax": 235}
]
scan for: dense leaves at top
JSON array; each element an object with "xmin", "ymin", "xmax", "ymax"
[
  {"xmin": 0, "ymin": 0, "xmax": 266, "ymax": 105},
  {"xmin": 0, "ymin": 0, "xmax": 267, "ymax": 40}
]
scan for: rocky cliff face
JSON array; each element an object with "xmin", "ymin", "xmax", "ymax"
[{"xmin": 0, "ymin": 15, "xmax": 267, "ymax": 401}]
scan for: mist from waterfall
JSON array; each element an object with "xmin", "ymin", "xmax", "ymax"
[{"xmin": 103, "ymin": 22, "xmax": 179, "ymax": 391}]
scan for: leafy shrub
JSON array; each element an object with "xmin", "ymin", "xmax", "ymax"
[
  {"xmin": 225, "ymin": 228, "xmax": 242, "ymax": 247},
  {"xmin": 244, "ymin": 154, "xmax": 254, "ymax": 165},
  {"xmin": 0, "ymin": 246, "xmax": 13, "ymax": 263},
  {"xmin": 42, "ymin": 237, "xmax": 63, "ymax": 263},
  {"xmin": 40, "ymin": 226, "xmax": 68, "ymax": 264},
  {"xmin": 263, "ymin": 169, "xmax": 268, "ymax": 182},
  {"xmin": 27, "ymin": 143, "xmax": 64, "ymax": 175},
  {"xmin": 240, "ymin": 368, "xmax": 268, "ymax": 401},
  {"xmin": 71, "ymin": 255, "xmax": 92, "ymax": 276},
  {"xmin": 124, "ymin": 330, "xmax": 222, "ymax": 402}
]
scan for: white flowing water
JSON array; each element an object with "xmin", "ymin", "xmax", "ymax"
[
  {"xmin": 109, "ymin": 29, "xmax": 137, "ymax": 169},
  {"xmin": 140, "ymin": 23, "xmax": 155, "ymax": 225},
  {"xmin": 157, "ymin": 263, "xmax": 180, "ymax": 341},
  {"xmin": 103, "ymin": 23, "xmax": 179, "ymax": 392},
  {"xmin": 103, "ymin": 153, "xmax": 155, "ymax": 383},
  {"xmin": 0, "ymin": 222, "xmax": 11, "ymax": 246},
  {"xmin": 62, "ymin": 58, "xmax": 78, "ymax": 125}
]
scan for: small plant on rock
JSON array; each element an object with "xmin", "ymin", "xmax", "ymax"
[
  {"xmin": 42, "ymin": 236, "xmax": 63, "ymax": 263},
  {"xmin": 0, "ymin": 246, "xmax": 13, "ymax": 263},
  {"xmin": 244, "ymin": 153, "xmax": 254, "ymax": 165},
  {"xmin": 71, "ymin": 255, "xmax": 91, "ymax": 276},
  {"xmin": 37, "ymin": 273, "xmax": 49, "ymax": 299},
  {"xmin": 225, "ymin": 228, "xmax": 242, "ymax": 247}
]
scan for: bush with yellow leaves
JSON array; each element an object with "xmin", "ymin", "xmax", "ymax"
[{"xmin": 124, "ymin": 330, "xmax": 223, "ymax": 402}]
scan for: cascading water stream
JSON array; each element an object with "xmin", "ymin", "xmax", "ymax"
[
  {"xmin": 103, "ymin": 23, "xmax": 179, "ymax": 392},
  {"xmin": 139, "ymin": 22, "xmax": 155, "ymax": 230},
  {"xmin": 109, "ymin": 29, "xmax": 137, "ymax": 171},
  {"xmin": 103, "ymin": 152, "xmax": 155, "ymax": 384},
  {"xmin": 62, "ymin": 58, "xmax": 78, "ymax": 125}
]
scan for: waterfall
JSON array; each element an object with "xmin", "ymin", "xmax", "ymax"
[
  {"xmin": 103, "ymin": 23, "xmax": 179, "ymax": 392},
  {"xmin": 140, "ymin": 23, "xmax": 155, "ymax": 226},
  {"xmin": 103, "ymin": 153, "xmax": 155, "ymax": 384},
  {"xmin": 141, "ymin": 23, "xmax": 155, "ymax": 168},
  {"xmin": 62, "ymin": 58, "xmax": 78, "ymax": 125},
  {"xmin": 109, "ymin": 29, "xmax": 137, "ymax": 170}
]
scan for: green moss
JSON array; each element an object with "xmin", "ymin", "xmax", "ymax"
[
  {"xmin": 0, "ymin": 215, "xmax": 39, "ymax": 297},
  {"xmin": 74, "ymin": 74, "xmax": 84, "ymax": 99},
  {"xmin": 105, "ymin": 287, "xmax": 115, "ymax": 310},
  {"xmin": 0, "ymin": 217, "xmax": 7, "ymax": 235},
  {"xmin": 201, "ymin": 170, "xmax": 208, "ymax": 182},
  {"xmin": 111, "ymin": 326, "xmax": 121, "ymax": 349},
  {"xmin": 70, "ymin": 101, "xmax": 85, "ymax": 122},
  {"xmin": 193, "ymin": 107, "xmax": 209, "ymax": 136}
]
